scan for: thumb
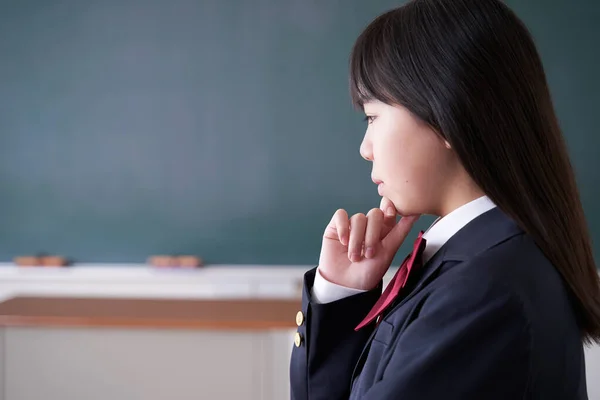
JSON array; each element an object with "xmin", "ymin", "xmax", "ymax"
[{"xmin": 381, "ymin": 215, "xmax": 420, "ymax": 256}]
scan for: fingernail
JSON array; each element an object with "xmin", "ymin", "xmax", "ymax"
[
  {"xmin": 365, "ymin": 247, "xmax": 375, "ymax": 259},
  {"xmin": 349, "ymin": 252, "xmax": 360, "ymax": 262},
  {"xmin": 386, "ymin": 207, "xmax": 395, "ymax": 217}
]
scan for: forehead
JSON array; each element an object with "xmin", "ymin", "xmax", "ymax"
[{"xmin": 362, "ymin": 99, "xmax": 386, "ymax": 109}]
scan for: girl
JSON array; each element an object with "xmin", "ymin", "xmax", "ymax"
[{"xmin": 290, "ymin": 0, "xmax": 600, "ymax": 398}]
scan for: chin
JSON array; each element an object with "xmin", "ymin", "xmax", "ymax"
[
  {"xmin": 397, "ymin": 210, "xmax": 419, "ymax": 218},
  {"xmin": 389, "ymin": 201, "xmax": 411, "ymax": 217},
  {"xmin": 390, "ymin": 198, "xmax": 422, "ymax": 218}
]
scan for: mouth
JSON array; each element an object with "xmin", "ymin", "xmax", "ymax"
[{"xmin": 372, "ymin": 176, "xmax": 384, "ymax": 195}]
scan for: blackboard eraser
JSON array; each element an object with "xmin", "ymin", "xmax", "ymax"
[
  {"xmin": 148, "ymin": 255, "xmax": 203, "ymax": 268},
  {"xmin": 41, "ymin": 256, "xmax": 69, "ymax": 267},
  {"xmin": 177, "ymin": 256, "xmax": 203, "ymax": 268},
  {"xmin": 148, "ymin": 255, "xmax": 177, "ymax": 267},
  {"xmin": 14, "ymin": 256, "xmax": 41, "ymax": 267}
]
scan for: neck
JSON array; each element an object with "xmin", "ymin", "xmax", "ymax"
[{"xmin": 437, "ymin": 185, "xmax": 486, "ymax": 217}]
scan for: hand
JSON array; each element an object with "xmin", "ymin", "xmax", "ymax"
[{"xmin": 318, "ymin": 197, "xmax": 419, "ymax": 291}]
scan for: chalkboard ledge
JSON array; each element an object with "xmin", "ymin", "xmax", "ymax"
[
  {"xmin": 0, "ymin": 263, "xmax": 405, "ymax": 302},
  {"xmin": 0, "ymin": 263, "xmax": 313, "ymax": 301}
]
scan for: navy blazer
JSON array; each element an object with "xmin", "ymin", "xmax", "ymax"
[{"xmin": 290, "ymin": 207, "xmax": 588, "ymax": 399}]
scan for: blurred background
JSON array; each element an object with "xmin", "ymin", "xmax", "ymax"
[{"xmin": 0, "ymin": 0, "xmax": 598, "ymax": 399}]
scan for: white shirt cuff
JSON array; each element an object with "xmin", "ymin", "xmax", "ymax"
[{"xmin": 311, "ymin": 267, "xmax": 368, "ymax": 304}]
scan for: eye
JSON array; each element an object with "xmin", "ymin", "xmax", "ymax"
[{"xmin": 363, "ymin": 115, "xmax": 376, "ymax": 124}]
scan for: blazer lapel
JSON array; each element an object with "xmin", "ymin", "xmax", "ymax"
[
  {"xmin": 349, "ymin": 207, "xmax": 524, "ymax": 385},
  {"xmin": 349, "ymin": 240, "xmax": 452, "ymax": 386},
  {"xmin": 389, "ymin": 207, "xmax": 523, "ymax": 313}
]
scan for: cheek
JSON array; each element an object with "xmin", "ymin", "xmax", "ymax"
[
  {"xmin": 381, "ymin": 135, "xmax": 428, "ymax": 182},
  {"xmin": 386, "ymin": 135, "xmax": 448, "ymax": 189},
  {"xmin": 374, "ymin": 135, "xmax": 406, "ymax": 176},
  {"xmin": 411, "ymin": 144, "xmax": 456, "ymax": 195},
  {"xmin": 396, "ymin": 154, "xmax": 432, "ymax": 188}
]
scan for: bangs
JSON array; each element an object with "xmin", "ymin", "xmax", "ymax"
[
  {"xmin": 349, "ymin": 9, "xmax": 408, "ymax": 109},
  {"xmin": 347, "ymin": 3, "xmax": 434, "ymax": 128}
]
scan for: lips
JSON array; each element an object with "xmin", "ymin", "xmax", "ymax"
[{"xmin": 371, "ymin": 176, "xmax": 383, "ymax": 185}]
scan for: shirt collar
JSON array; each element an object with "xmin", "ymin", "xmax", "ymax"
[{"xmin": 421, "ymin": 195, "xmax": 497, "ymax": 263}]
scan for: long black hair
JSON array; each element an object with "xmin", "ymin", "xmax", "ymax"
[{"xmin": 349, "ymin": 0, "xmax": 600, "ymax": 344}]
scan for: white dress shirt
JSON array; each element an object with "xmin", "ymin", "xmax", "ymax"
[{"xmin": 311, "ymin": 195, "xmax": 497, "ymax": 304}]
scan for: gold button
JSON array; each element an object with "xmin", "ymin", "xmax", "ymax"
[
  {"xmin": 294, "ymin": 332, "xmax": 303, "ymax": 347},
  {"xmin": 296, "ymin": 311, "xmax": 304, "ymax": 326}
]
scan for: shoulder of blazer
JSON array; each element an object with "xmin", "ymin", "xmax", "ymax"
[{"xmin": 391, "ymin": 207, "xmax": 524, "ymax": 311}]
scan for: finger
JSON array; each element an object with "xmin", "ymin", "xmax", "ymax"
[
  {"xmin": 379, "ymin": 197, "xmax": 398, "ymax": 236},
  {"xmin": 364, "ymin": 208, "xmax": 384, "ymax": 259},
  {"xmin": 348, "ymin": 213, "xmax": 367, "ymax": 262},
  {"xmin": 381, "ymin": 215, "xmax": 420, "ymax": 256},
  {"xmin": 379, "ymin": 196, "xmax": 398, "ymax": 219},
  {"xmin": 325, "ymin": 209, "xmax": 349, "ymax": 245}
]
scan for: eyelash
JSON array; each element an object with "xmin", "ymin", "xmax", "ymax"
[{"xmin": 363, "ymin": 116, "xmax": 375, "ymax": 124}]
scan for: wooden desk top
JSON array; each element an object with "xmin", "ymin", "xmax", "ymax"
[{"xmin": 0, "ymin": 297, "xmax": 301, "ymax": 330}]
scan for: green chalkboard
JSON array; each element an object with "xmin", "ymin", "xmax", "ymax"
[{"xmin": 0, "ymin": 0, "xmax": 598, "ymax": 265}]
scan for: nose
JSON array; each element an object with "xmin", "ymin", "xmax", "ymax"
[{"xmin": 360, "ymin": 135, "xmax": 373, "ymax": 161}]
